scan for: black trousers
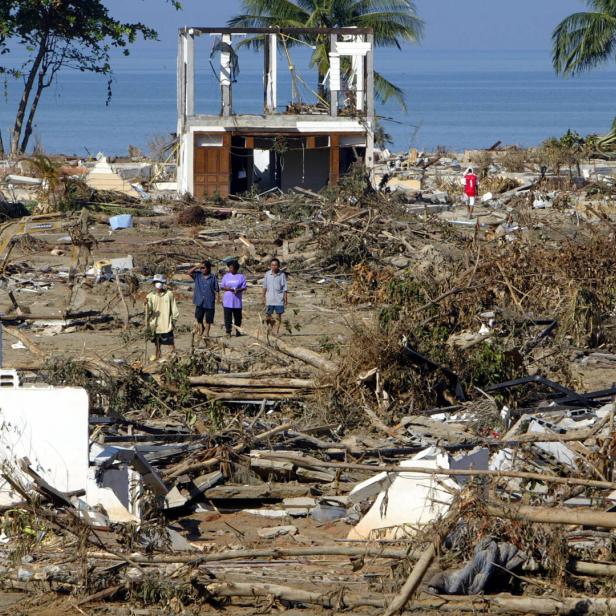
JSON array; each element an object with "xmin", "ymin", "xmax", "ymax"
[{"xmin": 223, "ymin": 307, "xmax": 242, "ymax": 334}]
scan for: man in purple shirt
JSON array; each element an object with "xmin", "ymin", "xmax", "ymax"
[{"xmin": 220, "ymin": 260, "xmax": 247, "ymax": 337}]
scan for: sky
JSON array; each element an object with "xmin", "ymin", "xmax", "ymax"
[{"xmin": 105, "ymin": 0, "xmax": 587, "ymax": 52}]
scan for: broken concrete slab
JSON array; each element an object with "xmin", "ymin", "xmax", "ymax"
[{"xmin": 257, "ymin": 525, "xmax": 298, "ymax": 539}]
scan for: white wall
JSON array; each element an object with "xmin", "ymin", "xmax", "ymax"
[{"xmin": 0, "ymin": 388, "xmax": 89, "ymax": 505}]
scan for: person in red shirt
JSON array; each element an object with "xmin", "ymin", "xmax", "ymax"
[{"xmin": 463, "ymin": 167, "xmax": 479, "ymax": 218}]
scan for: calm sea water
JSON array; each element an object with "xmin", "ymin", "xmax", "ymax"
[{"xmin": 1, "ymin": 46, "xmax": 615, "ymax": 155}]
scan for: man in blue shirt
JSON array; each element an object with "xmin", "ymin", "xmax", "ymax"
[{"xmin": 188, "ymin": 260, "xmax": 219, "ymax": 338}]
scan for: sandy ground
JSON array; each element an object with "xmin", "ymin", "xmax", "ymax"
[{"xmin": 0, "ymin": 217, "xmax": 369, "ymax": 370}]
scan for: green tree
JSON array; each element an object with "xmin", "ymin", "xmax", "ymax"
[
  {"xmin": 228, "ymin": 0, "xmax": 423, "ymax": 109},
  {"xmin": 553, "ymin": 0, "xmax": 616, "ymax": 76},
  {"xmin": 1, "ymin": 1, "xmax": 181, "ymax": 156}
]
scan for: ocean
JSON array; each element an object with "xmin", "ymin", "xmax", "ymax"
[{"xmin": 1, "ymin": 46, "xmax": 615, "ymax": 156}]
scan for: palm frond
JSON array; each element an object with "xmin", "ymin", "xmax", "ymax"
[
  {"xmin": 228, "ymin": 0, "xmax": 309, "ymax": 28},
  {"xmin": 553, "ymin": 10, "xmax": 616, "ymax": 75},
  {"xmin": 230, "ymin": 0, "xmax": 417, "ymax": 109},
  {"xmin": 374, "ymin": 70, "xmax": 406, "ymax": 110},
  {"xmin": 355, "ymin": 11, "xmax": 423, "ymax": 46},
  {"xmin": 228, "ymin": 0, "xmax": 310, "ymax": 49}
]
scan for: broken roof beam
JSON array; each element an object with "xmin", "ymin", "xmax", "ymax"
[{"xmin": 181, "ymin": 27, "xmax": 373, "ymax": 36}]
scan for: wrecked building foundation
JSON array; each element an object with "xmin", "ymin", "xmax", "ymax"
[{"xmin": 176, "ymin": 27, "xmax": 375, "ymax": 198}]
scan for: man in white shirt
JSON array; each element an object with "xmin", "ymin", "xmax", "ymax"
[{"xmin": 262, "ymin": 258, "xmax": 288, "ymax": 335}]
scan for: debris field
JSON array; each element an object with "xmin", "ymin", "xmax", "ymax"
[{"xmin": 2, "ymin": 148, "xmax": 616, "ymax": 615}]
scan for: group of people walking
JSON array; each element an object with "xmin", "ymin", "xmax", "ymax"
[{"xmin": 145, "ymin": 258, "xmax": 288, "ymax": 360}]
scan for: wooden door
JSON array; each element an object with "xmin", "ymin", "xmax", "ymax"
[
  {"xmin": 194, "ymin": 134, "xmax": 230, "ymax": 199},
  {"xmin": 329, "ymin": 134, "xmax": 340, "ymax": 186}
]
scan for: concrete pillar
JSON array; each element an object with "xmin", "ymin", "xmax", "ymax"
[
  {"xmin": 329, "ymin": 34, "xmax": 339, "ymax": 117},
  {"xmin": 221, "ymin": 34, "xmax": 232, "ymax": 116},
  {"xmin": 264, "ymin": 34, "xmax": 278, "ymax": 113},
  {"xmin": 352, "ymin": 35, "xmax": 365, "ymax": 112},
  {"xmin": 177, "ymin": 31, "xmax": 186, "ymax": 195},
  {"xmin": 365, "ymin": 33, "xmax": 375, "ymax": 172},
  {"xmin": 351, "ymin": 54, "xmax": 365, "ymax": 111},
  {"xmin": 185, "ymin": 30, "xmax": 195, "ymax": 117},
  {"xmin": 366, "ymin": 33, "xmax": 375, "ymax": 119},
  {"xmin": 177, "ymin": 32, "xmax": 186, "ymax": 131}
]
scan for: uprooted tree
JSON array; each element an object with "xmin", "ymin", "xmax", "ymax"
[{"xmin": 0, "ymin": 0, "xmax": 181, "ymax": 156}]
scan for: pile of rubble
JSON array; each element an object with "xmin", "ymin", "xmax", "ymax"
[{"xmin": 4, "ymin": 146, "xmax": 616, "ymax": 614}]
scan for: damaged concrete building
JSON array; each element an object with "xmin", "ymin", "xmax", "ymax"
[{"xmin": 176, "ymin": 27, "xmax": 375, "ymax": 198}]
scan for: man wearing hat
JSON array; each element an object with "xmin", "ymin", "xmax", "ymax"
[{"xmin": 145, "ymin": 274, "xmax": 179, "ymax": 360}]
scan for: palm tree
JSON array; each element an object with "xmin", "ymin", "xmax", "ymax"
[
  {"xmin": 228, "ymin": 0, "xmax": 423, "ymax": 109},
  {"xmin": 553, "ymin": 0, "xmax": 616, "ymax": 75}
]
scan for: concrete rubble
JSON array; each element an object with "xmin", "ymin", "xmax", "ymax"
[{"xmin": 1, "ymin": 141, "xmax": 616, "ymax": 615}]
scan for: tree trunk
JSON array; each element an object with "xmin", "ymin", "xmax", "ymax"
[
  {"xmin": 20, "ymin": 65, "xmax": 49, "ymax": 154},
  {"xmin": 188, "ymin": 375, "xmax": 318, "ymax": 388},
  {"xmin": 235, "ymin": 325, "xmax": 338, "ymax": 372},
  {"xmin": 206, "ymin": 581, "xmax": 384, "ymax": 609},
  {"xmin": 11, "ymin": 35, "xmax": 47, "ymax": 156},
  {"xmin": 487, "ymin": 502, "xmax": 616, "ymax": 529}
]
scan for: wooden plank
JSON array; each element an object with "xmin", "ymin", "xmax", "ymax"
[{"xmin": 203, "ymin": 483, "xmax": 313, "ymax": 500}]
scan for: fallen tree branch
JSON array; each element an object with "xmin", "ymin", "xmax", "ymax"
[
  {"xmin": 410, "ymin": 594, "xmax": 616, "ymax": 614},
  {"xmin": 4, "ymin": 325, "xmax": 45, "ymax": 356},
  {"xmin": 165, "ymin": 422, "xmax": 293, "ymax": 480},
  {"xmin": 205, "ymin": 580, "xmax": 384, "ymax": 609},
  {"xmin": 235, "ymin": 325, "xmax": 338, "ymax": 373},
  {"xmin": 257, "ymin": 452, "xmax": 616, "ymax": 490},
  {"xmin": 87, "ymin": 545, "xmax": 415, "ymax": 564}
]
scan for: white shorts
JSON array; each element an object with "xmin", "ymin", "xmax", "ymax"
[{"xmin": 468, "ymin": 197, "xmax": 476, "ymax": 207}]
